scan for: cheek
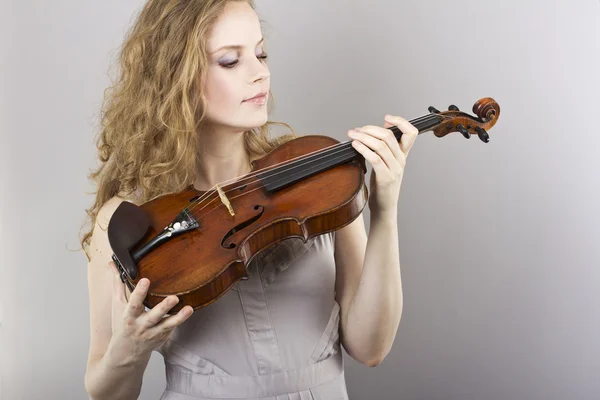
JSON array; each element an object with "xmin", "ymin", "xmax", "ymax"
[{"xmin": 205, "ymin": 71, "xmax": 240, "ymax": 110}]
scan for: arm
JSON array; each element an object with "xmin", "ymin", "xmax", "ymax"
[
  {"xmin": 84, "ymin": 196, "xmax": 150, "ymax": 400},
  {"xmin": 85, "ymin": 348, "xmax": 151, "ymax": 400},
  {"xmin": 334, "ymin": 211, "xmax": 402, "ymax": 367},
  {"xmin": 334, "ymin": 115, "xmax": 418, "ymax": 367}
]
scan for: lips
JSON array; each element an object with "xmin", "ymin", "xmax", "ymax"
[{"xmin": 244, "ymin": 92, "xmax": 268, "ymax": 102}]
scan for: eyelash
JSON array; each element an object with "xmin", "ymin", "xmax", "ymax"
[{"xmin": 220, "ymin": 53, "xmax": 268, "ymax": 69}]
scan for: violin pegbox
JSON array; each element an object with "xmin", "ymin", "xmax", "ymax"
[{"xmin": 428, "ymin": 97, "xmax": 500, "ymax": 143}]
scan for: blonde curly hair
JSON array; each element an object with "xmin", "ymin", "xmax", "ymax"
[{"xmin": 79, "ymin": 0, "xmax": 295, "ymax": 261}]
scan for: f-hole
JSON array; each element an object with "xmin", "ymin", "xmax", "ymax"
[{"xmin": 221, "ymin": 205, "xmax": 265, "ymax": 249}]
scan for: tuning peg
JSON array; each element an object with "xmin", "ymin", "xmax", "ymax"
[
  {"xmin": 456, "ymin": 124, "xmax": 471, "ymax": 139},
  {"xmin": 475, "ymin": 127, "xmax": 490, "ymax": 143},
  {"xmin": 448, "ymin": 105, "xmax": 459, "ymax": 111},
  {"xmin": 428, "ymin": 106, "xmax": 440, "ymax": 114}
]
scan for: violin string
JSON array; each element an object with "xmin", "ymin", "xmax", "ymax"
[
  {"xmin": 141, "ymin": 113, "xmax": 446, "ymax": 271},
  {"xmin": 183, "ymin": 109, "xmax": 432, "ymax": 223},
  {"xmin": 185, "ymin": 112, "xmax": 440, "ymax": 201},
  {"xmin": 186, "ymin": 141, "xmax": 354, "ymax": 215},
  {"xmin": 191, "ymin": 147, "xmax": 354, "ymax": 218},
  {"xmin": 143, "ymin": 145, "xmax": 369, "ymax": 273},
  {"xmin": 185, "ymin": 113, "xmax": 443, "ymax": 215},
  {"xmin": 194, "ymin": 145, "xmax": 366, "ymax": 218}
]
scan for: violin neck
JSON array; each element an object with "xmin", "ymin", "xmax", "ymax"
[
  {"xmin": 387, "ymin": 113, "xmax": 442, "ymax": 141},
  {"xmin": 259, "ymin": 113, "xmax": 442, "ymax": 192}
]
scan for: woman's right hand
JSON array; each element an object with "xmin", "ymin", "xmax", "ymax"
[{"xmin": 106, "ymin": 260, "xmax": 194, "ymax": 361}]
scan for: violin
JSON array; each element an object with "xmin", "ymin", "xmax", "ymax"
[{"xmin": 108, "ymin": 97, "xmax": 500, "ymax": 314}]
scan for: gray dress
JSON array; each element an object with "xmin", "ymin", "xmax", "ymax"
[{"xmin": 156, "ymin": 232, "xmax": 349, "ymax": 400}]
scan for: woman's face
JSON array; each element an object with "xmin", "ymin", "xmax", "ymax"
[{"xmin": 203, "ymin": 1, "xmax": 270, "ymax": 132}]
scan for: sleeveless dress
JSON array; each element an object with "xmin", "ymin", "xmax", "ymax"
[{"xmin": 156, "ymin": 232, "xmax": 349, "ymax": 400}]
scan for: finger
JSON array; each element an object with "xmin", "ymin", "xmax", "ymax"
[
  {"xmin": 125, "ymin": 277, "xmax": 151, "ymax": 319},
  {"xmin": 351, "ymin": 140, "xmax": 394, "ymax": 180},
  {"xmin": 352, "ymin": 124, "xmax": 403, "ymax": 161},
  {"xmin": 384, "ymin": 115, "xmax": 418, "ymax": 155},
  {"xmin": 109, "ymin": 261, "xmax": 127, "ymax": 304},
  {"xmin": 348, "ymin": 129, "xmax": 400, "ymax": 171},
  {"xmin": 151, "ymin": 305, "xmax": 194, "ymax": 334},
  {"xmin": 382, "ymin": 121, "xmax": 406, "ymax": 160},
  {"xmin": 139, "ymin": 295, "xmax": 180, "ymax": 329}
]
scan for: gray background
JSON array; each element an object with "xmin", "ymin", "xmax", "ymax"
[{"xmin": 1, "ymin": 0, "xmax": 599, "ymax": 399}]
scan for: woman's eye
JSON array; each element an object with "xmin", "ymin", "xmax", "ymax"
[
  {"xmin": 219, "ymin": 53, "xmax": 268, "ymax": 69},
  {"xmin": 220, "ymin": 60, "xmax": 238, "ymax": 68}
]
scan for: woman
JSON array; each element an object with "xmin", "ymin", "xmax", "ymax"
[{"xmin": 81, "ymin": 0, "xmax": 418, "ymax": 399}]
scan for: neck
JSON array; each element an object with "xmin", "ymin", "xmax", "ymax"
[{"xmin": 194, "ymin": 125, "xmax": 252, "ymax": 191}]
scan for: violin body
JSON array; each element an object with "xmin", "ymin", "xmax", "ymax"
[
  {"xmin": 108, "ymin": 97, "xmax": 501, "ymax": 314},
  {"xmin": 110, "ymin": 135, "xmax": 368, "ymax": 314}
]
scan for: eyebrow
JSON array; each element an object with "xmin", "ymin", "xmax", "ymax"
[{"xmin": 211, "ymin": 37, "xmax": 264, "ymax": 54}]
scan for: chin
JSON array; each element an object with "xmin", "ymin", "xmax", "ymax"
[
  {"xmin": 206, "ymin": 112, "xmax": 268, "ymax": 131},
  {"xmin": 244, "ymin": 113, "xmax": 269, "ymax": 129}
]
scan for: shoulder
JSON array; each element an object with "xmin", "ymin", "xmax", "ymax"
[
  {"xmin": 89, "ymin": 195, "xmax": 127, "ymax": 257},
  {"xmin": 94, "ymin": 194, "xmax": 133, "ymax": 232},
  {"xmin": 91, "ymin": 192, "xmax": 142, "ymax": 251}
]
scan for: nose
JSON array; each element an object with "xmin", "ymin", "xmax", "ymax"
[{"xmin": 249, "ymin": 57, "xmax": 270, "ymax": 83}]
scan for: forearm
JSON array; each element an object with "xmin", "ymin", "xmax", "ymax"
[
  {"xmin": 344, "ymin": 209, "xmax": 403, "ymax": 364},
  {"xmin": 85, "ymin": 339, "xmax": 152, "ymax": 400}
]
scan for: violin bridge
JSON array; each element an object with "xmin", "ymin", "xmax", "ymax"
[{"xmin": 216, "ymin": 184, "xmax": 235, "ymax": 217}]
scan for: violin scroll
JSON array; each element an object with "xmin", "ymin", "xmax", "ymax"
[
  {"xmin": 472, "ymin": 97, "xmax": 499, "ymax": 121},
  {"xmin": 429, "ymin": 97, "xmax": 500, "ymax": 143}
]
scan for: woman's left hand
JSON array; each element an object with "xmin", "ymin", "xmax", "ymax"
[{"xmin": 347, "ymin": 115, "xmax": 419, "ymax": 216}]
